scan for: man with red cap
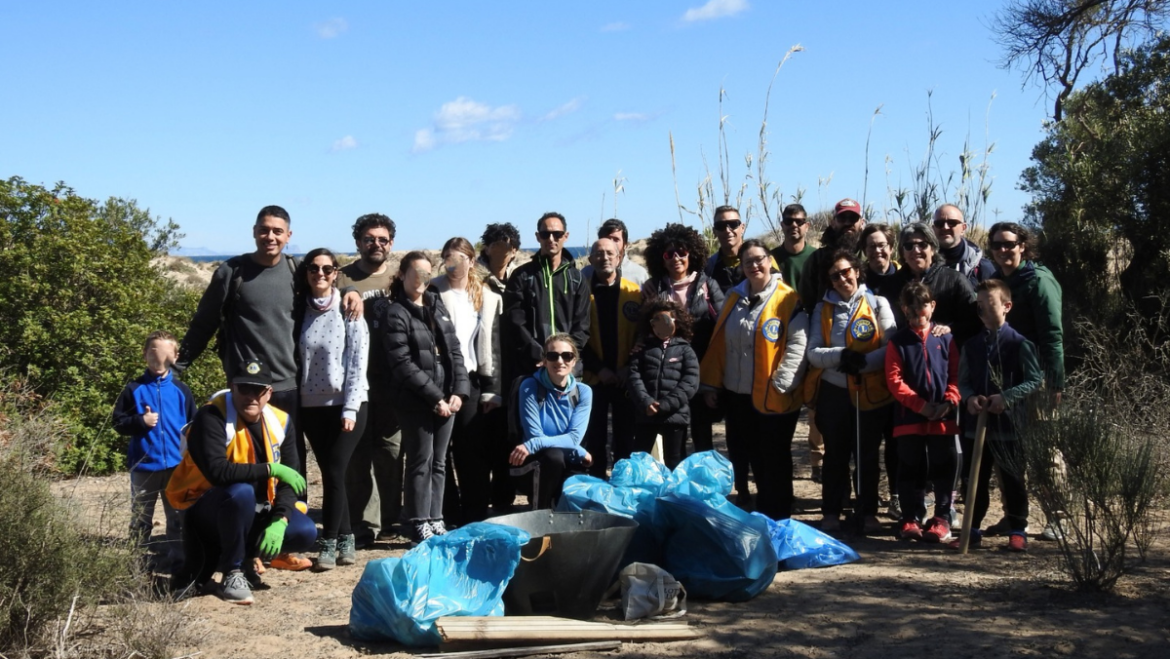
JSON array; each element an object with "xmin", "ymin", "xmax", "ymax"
[{"xmin": 798, "ymin": 198, "xmax": 868, "ymax": 313}]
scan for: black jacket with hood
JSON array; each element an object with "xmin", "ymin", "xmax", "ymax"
[
  {"xmin": 372, "ymin": 290, "xmax": 470, "ymax": 413},
  {"xmin": 502, "ymin": 253, "xmax": 592, "ymax": 385}
]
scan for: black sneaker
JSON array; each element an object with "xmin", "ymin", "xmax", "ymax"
[{"xmin": 410, "ymin": 520, "xmax": 434, "ymax": 547}]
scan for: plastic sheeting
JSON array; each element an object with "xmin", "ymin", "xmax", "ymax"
[
  {"xmin": 557, "ymin": 452, "xmax": 668, "ymax": 565},
  {"xmin": 752, "ymin": 514, "xmax": 861, "ymax": 570},
  {"xmin": 348, "ymin": 522, "xmax": 530, "ymax": 647}
]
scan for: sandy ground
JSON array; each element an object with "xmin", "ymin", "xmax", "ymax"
[{"xmin": 54, "ymin": 417, "xmax": 1170, "ymax": 659}]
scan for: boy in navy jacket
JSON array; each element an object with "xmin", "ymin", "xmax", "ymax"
[
  {"xmin": 113, "ymin": 330, "xmax": 197, "ymax": 570},
  {"xmin": 956, "ymin": 280, "xmax": 1043, "ymax": 551}
]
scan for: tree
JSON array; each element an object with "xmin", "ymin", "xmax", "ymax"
[
  {"xmin": 1020, "ymin": 35, "xmax": 1170, "ymax": 322},
  {"xmin": 0, "ymin": 176, "xmax": 220, "ymax": 472},
  {"xmin": 993, "ymin": 0, "xmax": 1169, "ymax": 122}
]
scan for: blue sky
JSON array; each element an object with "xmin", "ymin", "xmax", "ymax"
[{"xmin": 1, "ymin": 1, "xmax": 1058, "ymax": 255}]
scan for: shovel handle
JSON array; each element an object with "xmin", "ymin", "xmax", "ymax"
[{"xmin": 959, "ymin": 411, "xmax": 989, "ymax": 555}]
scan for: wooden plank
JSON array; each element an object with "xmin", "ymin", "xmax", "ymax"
[
  {"xmin": 436, "ymin": 615, "xmax": 699, "ymax": 650},
  {"xmin": 416, "ymin": 640, "xmax": 620, "ymax": 659}
]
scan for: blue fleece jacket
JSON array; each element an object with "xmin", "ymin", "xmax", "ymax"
[
  {"xmin": 112, "ymin": 370, "xmax": 197, "ymax": 471},
  {"xmin": 519, "ymin": 370, "xmax": 592, "ymax": 458}
]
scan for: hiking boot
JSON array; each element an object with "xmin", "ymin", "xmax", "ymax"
[
  {"xmin": 315, "ymin": 538, "xmax": 337, "ymax": 571},
  {"xmin": 429, "ymin": 520, "xmax": 448, "ymax": 536},
  {"xmin": 900, "ymin": 520, "xmax": 923, "ymax": 541},
  {"xmin": 1008, "ymin": 532, "xmax": 1028, "ymax": 552},
  {"xmin": 947, "ymin": 529, "xmax": 982, "ymax": 550},
  {"xmin": 887, "ymin": 495, "xmax": 902, "ymax": 520},
  {"xmin": 411, "ymin": 520, "xmax": 434, "ymax": 547},
  {"xmin": 270, "ymin": 553, "xmax": 312, "ymax": 571},
  {"xmin": 923, "ymin": 516, "xmax": 953, "ymax": 543},
  {"xmin": 217, "ymin": 570, "xmax": 253, "ymax": 605},
  {"xmin": 1039, "ymin": 520, "xmax": 1064, "ymax": 541},
  {"xmin": 337, "ymin": 534, "xmax": 357, "ymax": 566},
  {"xmin": 821, "ymin": 516, "xmax": 841, "ymax": 532}
]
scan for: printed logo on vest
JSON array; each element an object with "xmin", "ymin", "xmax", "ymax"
[
  {"xmin": 850, "ymin": 317, "xmax": 876, "ymax": 342},
  {"xmin": 762, "ymin": 317, "xmax": 782, "ymax": 343},
  {"xmin": 623, "ymin": 301, "xmax": 641, "ymax": 322}
]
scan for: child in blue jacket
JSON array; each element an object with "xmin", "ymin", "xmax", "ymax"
[{"xmin": 112, "ymin": 330, "xmax": 197, "ymax": 570}]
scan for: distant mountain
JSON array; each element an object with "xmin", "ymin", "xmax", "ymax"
[{"xmin": 173, "ymin": 246, "xmax": 223, "ymax": 257}]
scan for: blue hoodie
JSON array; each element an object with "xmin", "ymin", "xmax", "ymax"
[
  {"xmin": 519, "ymin": 369, "xmax": 593, "ymax": 458},
  {"xmin": 112, "ymin": 370, "xmax": 197, "ymax": 471}
]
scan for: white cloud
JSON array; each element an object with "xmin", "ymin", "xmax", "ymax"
[
  {"xmin": 330, "ymin": 135, "xmax": 358, "ymax": 152},
  {"xmin": 682, "ymin": 0, "xmax": 748, "ymax": 22},
  {"xmin": 601, "ymin": 21, "xmax": 630, "ymax": 32},
  {"xmin": 412, "ymin": 97, "xmax": 521, "ymax": 153},
  {"xmin": 540, "ymin": 98, "xmax": 585, "ymax": 122},
  {"xmin": 614, "ymin": 112, "xmax": 658, "ymax": 123},
  {"xmin": 316, "ymin": 17, "xmax": 348, "ymax": 39}
]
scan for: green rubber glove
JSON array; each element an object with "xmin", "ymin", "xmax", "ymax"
[
  {"xmin": 268, "ymin": 463, "xmax": 306, "ymax": 495},
  {"xmin": 258, "ymin": 518, "xmax": 288, "ymax": 560}
]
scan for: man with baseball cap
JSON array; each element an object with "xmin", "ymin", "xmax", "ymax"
[
  {"xmin": 167, "ymin": 360, "xmax": 317, "ymax": 605},
  {"xmin": 798, "ymin": 198, "xmax": 868, "ymax": 313}
]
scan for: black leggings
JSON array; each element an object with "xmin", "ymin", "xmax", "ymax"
[
  {"xmin": 633, "ymin": 424, "xmax": 688, "ymax": 471},
  {"xmin": 814, "ymin": 384, "xmax": 883, "ymax": 517},
  {"xmin": 301, "ymin": 403, "xmax": 368, "ymax": 539},
  {"xmin": 896, "ymin": 433, "xmax": 957, "ymax": 522}
]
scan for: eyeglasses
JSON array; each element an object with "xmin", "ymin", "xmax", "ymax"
[
  {"xmin": 829, "ymin": 267, "xmax": 854, "ymax": 282},
  {"xmin": 867, "ymin": 241, "xmax": 890, "ymax": 251},
  {"xmin": 545, "ymin": 351, "xmax": 576, "ymax": 363},
  {"xmin": 902, "ymin": 241, "xmax": 930, "ymax": 253},
  {"xmin": 236, "ymin": 383, "xmax": 270, "ymax": 397},
  {"xmin": 743, "ymin": 255, "xmax": 770, "ymax": 269},
  {"xmin": 781, "ymin": 216, "xmax": 808, "ymax": 227},
  {"xmin": 990, "ymin": 239, "xmax": 1021, "ymax": 251},
  {"xmin": 362, "ymin": 236, "xmax": 391, "ymax": 246},
  {"xmin": 713, "ymin": 220, "xmax": 742, "ymax": 232},
  {"xmin": 308, "ymin": 264, "xmax": 337, "ymax": 275},
  {"xmin": 538, "ymin": 230, "xmax": 566, "ymax": 241},
  {"xmin": 933, "ymin": 219, "xmax": 962, "ymax": 229},
  {"xmin": 664, "ymin": 248, "xmax": 689, "ymax": 260}
]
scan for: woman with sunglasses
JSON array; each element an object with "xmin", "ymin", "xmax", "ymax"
[
  {"xmin": 805, "ymin": 250, "xmax": 896, "ymax": 533},
  {"xmin": 986, "ymin": 223, "xmax": 1063, "ymax": 401},
  {"xmin": 431, "ymin": 236, "xmax": 501, "ymax": 524},
  {"xmin": 293, "ymin": 248, "xmax": 369, "ymax": 569},
  {"xmin": 642, "ymin": 223, "xmax": 726, "ymax": 463},
  {"xmin": 374, "ymin": 251, "xmax": 469, "ymax": 546},
  {"xmin": 509, "ymin": 334, "xmax": 593, "ymax": 508},
  {"xmin": 885, "ymin": 222, "xmax": 980, "ymax": 346},
  {"xmin": 700, "ymin": 239, "xmax": 807, "ymax": 520}
]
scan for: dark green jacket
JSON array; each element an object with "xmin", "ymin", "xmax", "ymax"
[{"xmin": 997, "ymin": 262, "xmax": 1065, "ymax": 390}]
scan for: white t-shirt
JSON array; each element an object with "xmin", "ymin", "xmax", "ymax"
[{"xmin": 446, "ymin": 288, "xmax": 480, "ymax": 374}]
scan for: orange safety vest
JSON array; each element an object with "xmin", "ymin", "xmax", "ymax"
[
  {"xmin": 165, "ymin": 391, "xmax": 288, "ymax": 511},
  {"xmin": 701, "ymin": 279, "xmax": 804, "ymax": 415},
  {"xmin": 804, "ymin": 291, "xmax": 892, "ymax": 411}
]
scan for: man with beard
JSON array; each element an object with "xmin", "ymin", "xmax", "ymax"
[
  {"xmin": 932, "ymin": 204, "xmax": 994, "ymax": 287},
  {"xmin": 770, "ymin": 203, "xmax": 816, "ymax": 293},
  {"xmin": 580, "ymin": 218, "xmax": 649, "ymax": 286},
  {"xmin": 337, "ymin": 213, "xmax": 402, "ymax": 546},
  {"xmin": 798, "ymin": 198, "xmax": 867, "ymax": 313}
]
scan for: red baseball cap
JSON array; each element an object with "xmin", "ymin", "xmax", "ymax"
[{"xmin": 834, "ymin": 198, "xmax": 862, "ymax": 218}]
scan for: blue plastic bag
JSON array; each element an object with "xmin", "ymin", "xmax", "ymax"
[
  {"xmin": 752, "ymin": 514, "xmax": 860, "ymax": 570},
  {"xmin": 348, "ymin": 522, "xmax": 530, "ymax": 647},
  {"xmin": 556, "ymin": 453, "xmax": 668, "ymax": 565},
  {"xmin": 655, "ymin": 492, "xmax": 778, "ymax": 602},
  {"xmin": 662, "ymin": 450, "xmax": 734, "ymax": 502}
]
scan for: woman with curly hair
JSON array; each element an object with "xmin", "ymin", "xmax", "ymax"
[
  {"xmin": 625, "ymin": 299, "xmax": 700, "ymax": 469},
  {"xmin": 641, "ymin": 223, "xmax": 726, "ymax": 458}
]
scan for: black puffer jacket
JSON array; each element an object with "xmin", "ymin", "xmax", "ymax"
[
  {"xmin": 626, "ymin": 337, "xmax": 700, "ymax": 426},
  {"xmin": 642, "ymin": 274, "xmax": 725, "ymax": 360},
  {"xmin": 886, "ymin": 261, "xmax": 980, "ymax": 346},
  {"xmin": 372, "ymin": 291, "xmax": 470, "ymax": 413}
]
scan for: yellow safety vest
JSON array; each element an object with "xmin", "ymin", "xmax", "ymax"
[
  {"xmin": 165, "ymin": 391, "xmax": 288, "ymax": 511},
  {"xmin": 701, "ymin": 280, "xmax": 804, "ymax": 415},
  {"xmin": 584, "ymin": 277, "xmax": 643, "ymax": 385},
  {"xmin": 804, "ymin": 291, "xmax": 892, "ymax": 411}
]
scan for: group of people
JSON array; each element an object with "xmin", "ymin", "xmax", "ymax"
[{"xmin": 113, "ymin": 199, "xmax": 1063, "ymax": 605}]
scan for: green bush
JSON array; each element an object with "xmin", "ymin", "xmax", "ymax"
[{"xmin": 0, "ymin": 176, "xmax": 222, "ymax": 473}]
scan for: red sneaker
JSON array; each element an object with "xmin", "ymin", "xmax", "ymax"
[
  {"xmin": 1007, "ymin": 533, "xmax": 1028, "ymax": 552},
  {"xmin": 900, "ymin": 520, "xmax": 923, "ymax": 540},
  {"xmin": 923, "ymin": 516, "xmax": 952, "ymax": 543}
]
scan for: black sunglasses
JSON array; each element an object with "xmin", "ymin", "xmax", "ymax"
[
  {"xmin": 663, "ymin": 248, "xmax": 689, "ymax": 260},
  {"xmin": 782, "ymin": 216, "xmax": 808, "ymax": 226},
  {"xmin": 308, "ymin": 264, "xmax": 337, "ymax": 275},
  {"xmin": 990, "ymin": 239, "xmax": 1021, "ymax": 251},
  {"xmin": 538, "ymin": 230, "xmax": 566, "ymax": 241},
  {"xmin": 545, "ymin": 351, "xmax": 576, "ymax": 363},
  {"xmin": 713, "ymin": 220, "xmax": 742, "ymax": 232},
  {"xmin": 933, "ymin": 219, "xmax": 962, "ymax": 229},
  {"xmin": 236, "ymin": 383, "xmax": 270, "ymax": 397},
  {"xmin": 362, "ymin": 236, "xmax": 391, "ymax": 246}
]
